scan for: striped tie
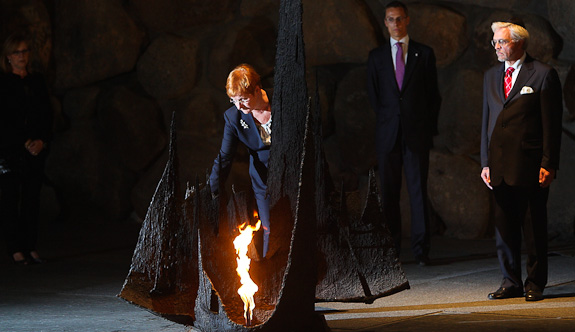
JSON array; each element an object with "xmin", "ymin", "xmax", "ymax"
[{"xmin": 504, "ymin": 67, "xmax": 514, "ymax": 99}]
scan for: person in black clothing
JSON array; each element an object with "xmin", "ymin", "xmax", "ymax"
[{"xmin": 0, "ymin": 33, "xmax": 53, "ymax": 265}]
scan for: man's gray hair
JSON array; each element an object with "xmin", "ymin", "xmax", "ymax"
[{"xmin": 492, "ymin": 21, "xmax": 529, "ymax": 49}]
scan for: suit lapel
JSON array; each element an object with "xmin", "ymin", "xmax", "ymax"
[
  {"xmin": 379, "ymin": 42, "xmax": 399, "ymax": 91},
  {"xmin": 496, "ymin": 64, "xmax": 505, "ymax": 102},
  {"xmin": 505, "ymin": 55, "xmax": 535, "ymax": 103},
  {"xmin": 240, "ymin": 111, "xmax": 263, "ymax": 149},
  {"xmin": 402, "ymin": 42, "xmax": 419, "ymax": 91}
]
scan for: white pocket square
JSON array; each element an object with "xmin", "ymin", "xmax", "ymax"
[{"xmin": 520, "ymin": 86, "xmax": 534, "ymax": 94}]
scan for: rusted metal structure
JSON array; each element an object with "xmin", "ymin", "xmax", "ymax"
[{"xmin": 119, "ymin": 0, "xmax": 408, "ymax": 330}]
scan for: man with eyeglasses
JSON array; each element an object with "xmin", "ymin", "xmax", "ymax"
[
  {"xmin": 367, "ymin": 1, "xmax": 441, "ymax": 267},
  {"xmin": 480, "ymin": 19, "xmax": 563, "ymax": 302}
]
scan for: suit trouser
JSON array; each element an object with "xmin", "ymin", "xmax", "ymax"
[
  {"xmin": 255, "ymin": 195, "xmax": 270, "ymax": 257},
  {"xmin": 492, "ymin": 181, "xmax": 549, "ymax": 292},
  {"xmin": 0, "ymin": 162, "xmax": 43, "ymax": 256},
  {"xmin": 377, "ymin": 132, "xmax": 430, "ymax": 258}
]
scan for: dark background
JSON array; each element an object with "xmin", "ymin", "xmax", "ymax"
[{"xmin": 1, "ymin": 0, "xmax": 574, "ymax": 243}]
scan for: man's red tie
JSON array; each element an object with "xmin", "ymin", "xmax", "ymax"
[{"xmin": 504, "ymin": 67, "xmax": 515, "ymax": 99}]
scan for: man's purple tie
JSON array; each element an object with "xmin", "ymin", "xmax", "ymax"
[{"xmin": 395, "ymin": 42, "xmax": 405, "ymax": 90}]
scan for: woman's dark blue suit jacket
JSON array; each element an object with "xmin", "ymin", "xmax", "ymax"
[{"xmin": 209, "ymin": 105, "xmax": 270, "ymax": 201}]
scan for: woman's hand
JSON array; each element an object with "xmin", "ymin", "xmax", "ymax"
[
  {"xmin": 25, "ymin": 139, "xmax": 44, "ymax": 156},
  {"xmin": 480, "ymin": 167, "xmax": 492, "ymax": 190}
]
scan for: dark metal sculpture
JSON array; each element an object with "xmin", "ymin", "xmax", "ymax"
[
  {"xmin": 119, "ymin": 0, "xmax": 408, "ymax": 330},
  {"xmin": 315, "ymin": 170, "xmax": 408, "ymax": 303},
  {"xmin": 118, "ymin": 115, "xmax": 198, "ymax": 325}
]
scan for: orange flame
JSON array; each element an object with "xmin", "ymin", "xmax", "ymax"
[{"xmin": 234, "ymin": 214, "xmax": 261, "ymax": 325}]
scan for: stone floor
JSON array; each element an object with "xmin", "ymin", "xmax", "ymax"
[{"xmin": 1, "ymin": 218, "xmax": 573, "ymax": 332}]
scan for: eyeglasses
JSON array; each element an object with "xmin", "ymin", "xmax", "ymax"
[
  {"xmin": 230, "ymin": 96, "xmax": 249, "ymax": 104},
  {"xmin": 385, "ymin": 16, "xmax": 407, "ymax": 24},
  {"xmin": 10, "ymin": 49, "xmax": 30, "ymax": 56},
  {"xmin": 491, "ymin": 39, "xmax": 514, "ymax": 47}
]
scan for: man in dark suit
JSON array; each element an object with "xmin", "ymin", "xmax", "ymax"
[
  {"xmin": 480, "ymin": 19, "xmax": 563, "ymax": 301},
  {"xmin": 367, "ymin": 1, "xmax": 441, "ymax": 266}
]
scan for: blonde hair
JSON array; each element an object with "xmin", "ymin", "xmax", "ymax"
[
  {"xmin": 226, "ymin": 64, "xmax": 261, "ymax": 97},
  {"xmin": 1, "ymin": 33, "xmax": 32, "ymax": 74},
  {"xmin": 491, "ymin": 21, "xmax": 529, "ymax": 50}
]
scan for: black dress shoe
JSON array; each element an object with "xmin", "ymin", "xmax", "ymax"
[
  {"xmin": 488, "ymin": 287, "xmax": 524, "ymax": 300},
  {"xmin": 12, "ymin": 258, "xmax": 28, "ymax": 266},
  {"xmin": 525, "ymin": 290, "xmax": 544, "ymax": 301},
  {"xmin": 11, "ymin": 252, "xmax": 28, "ymax": 266},
  {"xmin": 28, "ymin": 256, "xmax": 45, "ymax": 265},
  {"xmin": 27, "ymin": 251, "xmax": 46, "ymax": 265}
]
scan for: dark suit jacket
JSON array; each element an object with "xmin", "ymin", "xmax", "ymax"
[
  {"xmin": 367, "ymin": 39, "xmax": 441, "ymax": 153},
  {"xmin": 480, "ymin": 54, "xmax": 563, "ymax": 187},
  {"xmin": 0, "ymin": 72, "xmax": 53, "ymax": 168},
  {"xmin": 209, "ymin": 106, "xmax": 270, "ymax": 200}
]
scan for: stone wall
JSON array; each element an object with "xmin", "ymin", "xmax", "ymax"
[{"xmin": 2, "ymin": 0, "xmax": 574, "ymax": 241}]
